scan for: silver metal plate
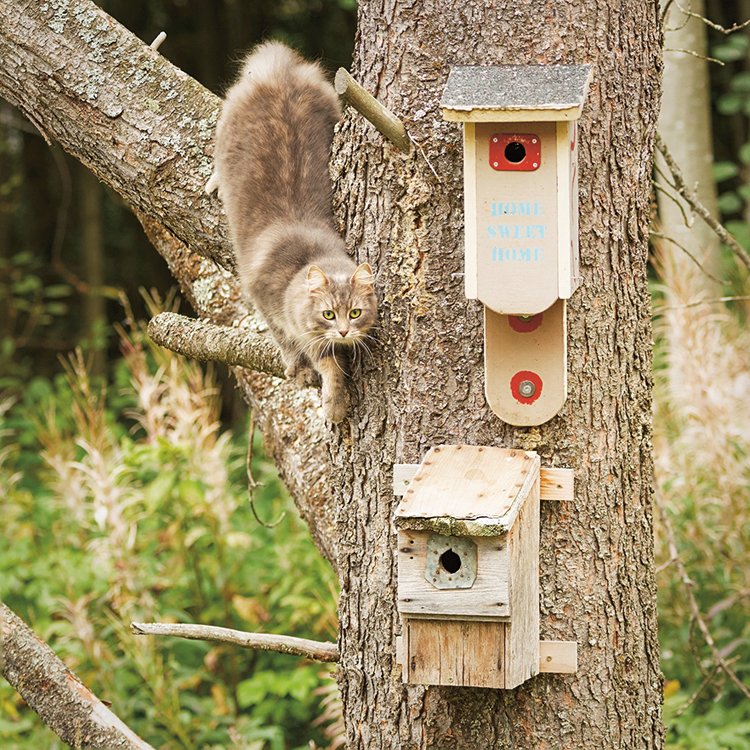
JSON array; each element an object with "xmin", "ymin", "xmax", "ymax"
[{"xmin": 424, "ymin": 534, "xmax": 478, "ymax": 589}]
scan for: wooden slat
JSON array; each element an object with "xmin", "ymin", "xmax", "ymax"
[
  {"xmin": 394, "ymin": 445, "xmax": 539, "ymax": 535},
  {"xmin": 538, "ymin": 466, "xmax": 574, "ymax": 501},
  {"xmin": 484, "ymin": 301, "xmax": 567, "ymax": 427},
  {"xmin": 397, "ymin": 531, "xmax": 510, "ymax": 619},
  {"xmin": 394, "ymin": 462, "xmax": 573, "ymax": 502},
  {"xmin": 405, "ymin": 619, "xmax": 505, "ymax": 688},
  {"xmin": 539, "ymin": 640, "xmax": 577, "ymax": 674},
  {"xmin": 396, "ymin": 619, "xmax": 578, "ymax": 688}
]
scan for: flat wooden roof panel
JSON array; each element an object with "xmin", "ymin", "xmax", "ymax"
[{"xmin": 394, "ymin": 445, "xmax": 540, "ymax": 535}]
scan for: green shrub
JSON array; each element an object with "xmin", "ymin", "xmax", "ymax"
[{"xmin": 0, "ymin": 320, "xmax": 339, "ymax": 749}]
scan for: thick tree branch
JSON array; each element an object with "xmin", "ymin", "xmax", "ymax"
[
  {"xmin": 0, "ymin": 2, "xmax": 232, "ymax": 269},
  {"xmin": 0, "ymin": 602, "xmax": 155, "ymax": 750},
  {"xmin": 148, "ymin": 312, "xmax": 285, "ymax": 377},
  {"xmin": 131, "ymin": 622, "xmax": 339, "ymax": 662},
  {"xmin": 0, "ymin": 2, "xmax": 340, "ymax": 566}
]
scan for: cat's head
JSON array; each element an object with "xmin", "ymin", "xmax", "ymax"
[{"xmin": 301, "ymin": 262, "xmax": 377, "ymax": 353}]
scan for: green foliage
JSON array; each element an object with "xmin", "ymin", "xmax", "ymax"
[
  {"xmin": 0, "ymin": 249, "xmax": 74, "ymax": 390},
  {"xmin": 665, "ymin": 693, "xmax": 750, "ymax": 750},
  {"xmin": 0, "ymin": 324, "xmax": 339, "ymax": 749}
]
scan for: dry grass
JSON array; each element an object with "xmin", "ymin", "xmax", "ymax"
[{"xmin": 652, "ymin": 241, "xmax": 750, "ymax": 708}]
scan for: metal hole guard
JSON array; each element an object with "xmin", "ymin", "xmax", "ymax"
[{"xmin": 425, "ymin": 534, "xmax": 478, "ymax": 589}]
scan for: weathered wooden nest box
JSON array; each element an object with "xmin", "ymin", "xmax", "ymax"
[
  {"xmin": 395, "ymin": 444, "xmax": 542, "ymax": 689},
  {"xmin": 441, "ymin": 65, "xmax": 592, "ymax": 426}
]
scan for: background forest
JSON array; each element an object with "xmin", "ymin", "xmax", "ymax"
[{"xmin": 0, "ymin": 1, "xmax": 749, "ymax": 749}]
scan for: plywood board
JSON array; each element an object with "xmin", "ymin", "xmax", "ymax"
[
  {"xmin": 397, "ymin": 530, "xmax": 510, "ymax": 619},
  {"xmin": 504, "ymin": 477, "xmax": 540, "ymax": 688},
  {"xmin": 393, "ymin": 462, "xmax": 573, "ymax": 502},
  {"xmin": 473, "ymin": 121, "xmax": 559, "ymax": 315},
  {"xmin": 463, "ymin": 122, "xmax": 478, "ymax": 299},
  {"xmin": 484, "ymin": 299, "xmax": 567, "ymax": 426},
  {"xmin": 394, "ymin": 445, "xmax": 540, "ymax": 536},
  {"xmin": 404, "ymin": 619, "xmax": 506, "ymax": 688},
  {"xmin": 556, "ymin": 120, "xmax": 581, "ymax": 299}
]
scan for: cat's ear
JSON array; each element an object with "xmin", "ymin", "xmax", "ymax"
[
  {"xmin": 307, "ymin": 265, "xmax": 330, "ymax": 292},
  {"xmin": 351, "ymin": 263, "xmax": 374, "ymax": 288}
]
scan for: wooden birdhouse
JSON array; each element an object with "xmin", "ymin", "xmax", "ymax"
[
  {"xmin": 441, "ymin": 65, "xmax": 592, "ymax": 426},
  {"xmin": 394, "ymin": 444, "xmax": 541, "ymax": 689}
]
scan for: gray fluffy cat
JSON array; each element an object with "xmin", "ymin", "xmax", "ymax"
[{"xmin": 207, "ymin": 41, "xmax": 377, "ymax": 423}]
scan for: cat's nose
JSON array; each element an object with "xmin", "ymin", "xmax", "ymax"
[{"xmin": 338, "ymin": 329, "xmax": 349, "ymax": 337}]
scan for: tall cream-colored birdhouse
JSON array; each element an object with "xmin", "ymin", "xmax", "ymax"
[{"xmin": 441, "ymin": 65, "xmax": 592, "ymax": 426}]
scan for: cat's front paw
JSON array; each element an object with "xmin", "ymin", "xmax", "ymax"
[{"xmin": 322, "ymin": 394, "xmax": 348, "ymax": 424}]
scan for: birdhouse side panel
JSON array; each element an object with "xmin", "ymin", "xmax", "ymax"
[
  {"xmin": 504, "ymin": 476, "xmax": 541, "ymax": 689},
  {"xmin": 397, "ymin": 530, "xmax": 510, "ymax": 619},
  {"xmin": 473, "ymin": 121, "xmax": 559, "ymax": 315},
  {"xmin": 556, "ymin": 120, "xmax": 581, "ymax": 299}
]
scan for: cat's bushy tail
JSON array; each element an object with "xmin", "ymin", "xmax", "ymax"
[{"xmin": 239, "ymin": 41, "xmax": 337, "ymax": 107}]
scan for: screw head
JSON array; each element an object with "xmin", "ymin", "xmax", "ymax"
[
  {"xmin": 493, "ymin": 161, "xmax": 499, "ymax": 167},
  {"xmin": 518, "ymin": 380, "xmax": 536, "ymax": 398}
]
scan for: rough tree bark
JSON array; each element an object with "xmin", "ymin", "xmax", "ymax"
[
  {"xmin": 331, "ymin": 1, "xmax": 664, "ymax": 748},
  {"xmin": 0, "ymin": 1, "xmax": 664, "ymax": 748}
]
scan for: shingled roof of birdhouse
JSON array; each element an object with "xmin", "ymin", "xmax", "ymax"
[
  {"xmin": 441, "ymin": 64, "xmax": 593, "ymax": 122},
  {"xmin": 394, "ymin": 445, "xmax": 540, "ymax": 536}
]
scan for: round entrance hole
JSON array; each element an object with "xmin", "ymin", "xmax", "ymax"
[
  {"xmin": 439, "ymin": 548, "xmax": 462, "ymax": 574},
  {"xmin": 504, "ymin": 141, "xmax": 527, "ymax": 163}
]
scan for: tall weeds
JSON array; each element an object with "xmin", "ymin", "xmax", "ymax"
[
  {"xmin": 0, "ymin": 296, "xmax": 339, "ymax": 749},
  {"xmin": 652, "ymin": 244, "xmax": 750, "ymax": 744}
]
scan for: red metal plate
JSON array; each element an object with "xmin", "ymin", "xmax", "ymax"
[
  {"xmin": 508, "ymin": 313, "xmax": 543, "ymax": 333},
  {"xmin": 510, "ymin": 370, "xmax": 543, "ymax": 404},
  {"xmin": 489, "ymin": 133, "xmax": 541, "ymax": 172}
]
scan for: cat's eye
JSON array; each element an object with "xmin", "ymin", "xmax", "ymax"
[
  {"xmin": 349, "ymin": 309, "xmax": 362, "ymax": 319},
  {"xmin": 322, "ymin": 310, "xmax": 335, "ymax": 320}
]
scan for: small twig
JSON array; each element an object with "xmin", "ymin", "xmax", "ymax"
[
  {"xmin": 672, "ymin": 663, "xmax": 720, "ymax": 718},
  {"xmin": 147, "ymin": 312, "xmax": 285, "ymax": 377},
  {"xmin": 335, "ymin": 68, "xmax": 411, "ymax": 153},
  {"xmin": 652, "ymin": 179, "xmax": 694, "ymax": 227},
  {"xmin": 409, "ymin": 133, "xmax": 441, "ymax": 182},
  {"xmin": 663, "ymin": 47, "xmax": 724, "ymax": 65},
  {"xmin": 655, "ymin": 294, "xmax": 750, "ymax": 312},
  {"xmin": 650, "ymin": 232, "xmax": 726, "ymax": 286},
  {"xmin": 673, "ymin": 2, "xmax": 750, "ymax": 34},
  {"xmin": 655, "ymin": 500, "xmax": 750, "ymax": 702},
  {"xmin": 246, "ymin": 411, "xmax": 286, "ymax": 528},
  {"xmin": 655, "ymin": 133, "xmax": 750, "ymax": 274},
  {"xmin": 131, "ymin": 622, "xmax": 339, "ymax": 662},
  {"xmin": 150, "ymin": 31, "xmax": 167, "ymax": 50}
]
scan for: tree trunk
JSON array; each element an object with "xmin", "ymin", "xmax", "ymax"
[
  {"xmin": 0, "ymin": 1, "xmax": 664, "ymax": 747},
  {"xmin": 76, "ymin": 163, "xmax": 106, "ymax": 372},
  {"xmin": 657, "ymin": 0, "xmax": 722, "ymax": 290},
  {"xmin": 330, "ymin": 1, "xmax": 664, "ymax": 747}
]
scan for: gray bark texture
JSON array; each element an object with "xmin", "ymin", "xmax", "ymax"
[{"xmin": 0, "ymin": 0, "xmax": 665, "ymax": 748}]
